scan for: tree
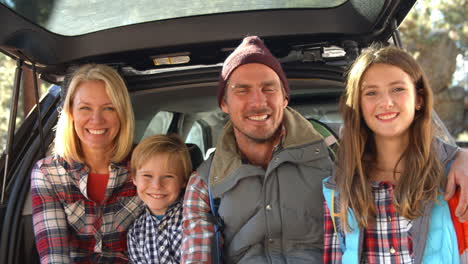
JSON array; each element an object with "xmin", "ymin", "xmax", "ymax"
[
  {"xmin": 0, "ymin": 54, "xmax": 49, "ymax": 151},
  {"xmin": 399, "ymin": 0, "xmax": 467, "ymax": 136},
  {"xmin": 0, "ymin": 54, "xmax": 20, "ymax": 151},
  {"xmin": 0, "ymin": 0, "xmax": 56, "ymax": 151}
]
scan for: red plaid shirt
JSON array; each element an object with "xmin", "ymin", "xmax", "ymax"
[
  {"xmin": 324, "ymin": 181, "xmax": 413, "ymax": 263},
  {"xmin": 180, "ymin": 125, "xmax": 287, "ymax": 263},
  {"xmin": 181, "ymin": 172, "xmax": 215, "ymax": 264},
  {"xmin": 31, "ymin": 155, "xmax": 144, "ymax": 264}
]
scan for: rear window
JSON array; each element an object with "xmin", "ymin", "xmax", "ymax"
[{"xmin": 1, "ymin": 0, "xmax": 347, "ymax": 36}]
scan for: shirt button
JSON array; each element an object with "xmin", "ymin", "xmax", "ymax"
[
  {"xmin": 160, "ymin": 246, "xmax": 165, "ymax": 251},
  {"xmin": 266, "ymin": 204, "xmax": 272, "ymax": 211},
  {"xmin": 268, "ymin": 238, "xmax": 274, "ymax": 244},
  {"xmin": 388, "ymin": 216, "xmax": 392, "ymax": 222},
  {"xmin": 159, "ymin": 225, "xmax": 164, "ymax": 230},
  {"xmin": 390, "ymin": 247, "xmax": 396, "ymax": 254}
]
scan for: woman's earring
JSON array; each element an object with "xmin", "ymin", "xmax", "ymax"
[{"xmin": 416, "ymin": 105, "xmax": 421, "ymax": 111}]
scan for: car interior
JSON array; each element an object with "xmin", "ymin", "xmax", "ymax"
[{"xmin": 6, "ymin": 53, "xmax": 346, "ymax": 264}]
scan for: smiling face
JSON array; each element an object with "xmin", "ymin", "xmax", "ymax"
[
  {"xmin": 220, "ymin": 63, "xmax": 288, "ymax": 144},
  {"xmin": 133, "ymin": 153, "xmax": 186, "ymax": 215},
  {"xmin": 71, "ymin": 80, "xmax": 121, "ymax": 156},
  {"xmin": 360, "ymin": 63, "xmax": 422, "ymax": 143}
]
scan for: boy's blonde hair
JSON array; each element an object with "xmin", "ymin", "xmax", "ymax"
[{"xmin": 131, "ymin": 134, "xmax": 192, "ymax": 181}]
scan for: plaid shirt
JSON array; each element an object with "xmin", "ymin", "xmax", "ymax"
[
  {"xmin": 181, "ymin": 173, "xmax": 214, "ymax": 264},
  {"xmin": 181, "ymin": 125, "xmax": 290, "ymax": 264},
  {"xmin": 127, "ymin": 199, "xmax": 183, "ymax": 264},
  {"xmin": 31, "ymin": 155, "xmax": 144, "ymax": 264},
  {"xmin": 324, "ymin": 181, "xmax": 413, "ymax": 264}
]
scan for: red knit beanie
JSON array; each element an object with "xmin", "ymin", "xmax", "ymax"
[{"xmin": 217, "ymin": 36, "xmax": 289, "ymax": 106}]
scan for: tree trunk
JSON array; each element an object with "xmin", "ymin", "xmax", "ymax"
[
  {"xmin": 22, "ymin": 66, "xmax": 37, "ymax": 117},
  {"xmin": 414, "ymin": 31, "xmax": 466, "ymax": 135}
]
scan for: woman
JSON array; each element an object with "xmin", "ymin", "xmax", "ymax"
[
  {"xmin": 31, "ymin": 64, "xmax": 143, "ymax": 263},
  {"xmin": 323, "ymin": 46, "xmax": 461, "ymax": 263}
]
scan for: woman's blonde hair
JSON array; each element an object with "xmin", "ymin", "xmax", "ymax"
[
  {"xmin": 54, "ymin": 64, "xmax": 134, "ymax": 163},
  {"xmin": 131, "ymin": 134, "xmax": 192, "ymax": 182},
  {"xmin": 337, "ymin": 45, "xmax": 444, "ymax": 231}
]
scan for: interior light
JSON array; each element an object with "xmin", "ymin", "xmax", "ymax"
[
  {"xmin": 323, "ymin": 46, "xmax": 346, "ymax": 58},
  {"xmin": 153, "ymin": 55, "xmax": 190, "ymax": 66}
]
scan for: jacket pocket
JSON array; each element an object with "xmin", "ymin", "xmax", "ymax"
[{"xmin": 211, "ymin": 164, "xmax": 264, "ymax": 198}]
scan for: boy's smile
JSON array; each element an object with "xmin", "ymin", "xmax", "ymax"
[{"xmin": 133, "ymin": 153, "xmax": 186, "ymax": 215}]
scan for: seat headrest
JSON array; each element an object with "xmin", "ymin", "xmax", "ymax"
[{"xmin": 185, "ymin": 143, "xmax": 204, "ymax": 171}]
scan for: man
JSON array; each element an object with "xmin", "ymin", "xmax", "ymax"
[{"xmin": 181, "ymin": 36, "xmax": 468, "ymax": 264}]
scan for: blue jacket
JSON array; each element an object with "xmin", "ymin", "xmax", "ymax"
[
  {"xmin": 322, "ymin": 140, "xmax": 460, "ymax": 263},
  {"xmin": 323, "ymin": 181, "xmax": 459, "ymax": 264}
]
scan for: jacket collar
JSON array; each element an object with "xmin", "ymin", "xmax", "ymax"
[{"xmin": 210, "ymin": 107, "xmax": 323, "ymax": 185}]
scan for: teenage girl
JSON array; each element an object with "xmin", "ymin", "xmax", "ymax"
[{"xmin": 323, "ymin": 46, "xmax": 461, "ymax": 263}]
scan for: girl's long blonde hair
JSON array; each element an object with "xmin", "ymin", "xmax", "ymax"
[{"xmin": 337, "ymin": 45, "xmax": 444, "ymax": 231}]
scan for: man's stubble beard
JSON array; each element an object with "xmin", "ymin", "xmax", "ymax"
[{"xmin": 232, "ymin": 122, "xmax": 282, "ymax": 144}]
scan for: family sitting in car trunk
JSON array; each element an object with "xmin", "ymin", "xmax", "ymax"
[{"xmin": 31, "ymin": 36, "xmax": 468, "ymax": 264}]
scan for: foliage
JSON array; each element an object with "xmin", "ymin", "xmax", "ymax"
[
  {"xmin": 0, "ymin": 53, "xmax": 49, "ymax": 152},
  {"xmin": 0, "ymin": 0, "xmax": 56, "ymax": 152},
  {"xmin": 0, "ymin": 54, "xmax": 18, "ymax": 151},
  {"xmin": 398, "ymin": 0, "xmax": 467, "ymax": 137},
  {"xmin": 399, "ymin": 0, "xmax": 467, "ymax": 57}
]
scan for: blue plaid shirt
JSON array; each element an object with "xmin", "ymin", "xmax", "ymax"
[{"xmin": 127, "ymin": 199, "xmax": 183, "ymax": 264}]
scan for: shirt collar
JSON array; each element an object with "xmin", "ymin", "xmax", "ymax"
[{"xmin": 145, "ymin": 198, "xmax": 182, "ymax": 220}]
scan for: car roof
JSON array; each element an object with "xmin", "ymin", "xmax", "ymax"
[{"xmin": 0, "ymin": 0, "xmax": 415, "ymax": 81}]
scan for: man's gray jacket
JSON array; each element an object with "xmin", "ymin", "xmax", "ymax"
[{"xmin": 197, "ymin": 107, "xmax": 333, "ymax": 263}]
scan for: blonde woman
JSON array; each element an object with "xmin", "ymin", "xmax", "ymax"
[{"xmin": 31, "ymin": 64, "xmax": 143, "ymax": 263}]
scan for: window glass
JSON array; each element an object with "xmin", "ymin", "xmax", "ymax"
[
  {"xmin": 140, "ymin": 111, "xmax": 174, "ymax": 141},
  {"xmin": 185, "ymin": 121, "xmax": 205, "ymax": 156},
  {"xmin": 0, "ymin": 0, "xmax": 347, "ymax": 36}
]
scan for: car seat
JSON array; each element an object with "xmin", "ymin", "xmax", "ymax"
[{"xmin": 186, "ymin": 143, "xmax": 204, "ymax": 171}]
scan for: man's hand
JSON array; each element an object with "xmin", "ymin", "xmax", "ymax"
[{"xmin": 445, "ymin": 148, "xmax": 468, "ymax": 222}]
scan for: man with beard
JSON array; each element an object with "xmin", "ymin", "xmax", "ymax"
[
  {"xmin": 181, "ymin": 36, "xmax": 468, "ymax": 264},
  {"xmin": 181, "ymin": 36, "xmax": 332, "ymax": 264}
]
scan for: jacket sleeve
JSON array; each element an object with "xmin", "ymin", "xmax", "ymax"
[
  {"xmin": 435, "ymin": 137, "xmax": 460, "ymax": 165},
  {"xmin": 181, "ymin": 172, "xmax": 215, "ymax": 264},
  {"xmin": 31, "ymin": 161, "xmax": 71, "ymax": 264}
]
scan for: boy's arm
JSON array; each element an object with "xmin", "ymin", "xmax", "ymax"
[
  {"xmin": 445, "ymin": 148, "xmax": 468, "ymax": 222},
  {"xmin": 181, "ymin": 172, "xmax": 215, "ymax": 264}
]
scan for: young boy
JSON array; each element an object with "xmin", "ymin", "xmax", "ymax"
[{"xmin": 128, "ymin": 134, "xmax": 192, "ymax": 264}]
